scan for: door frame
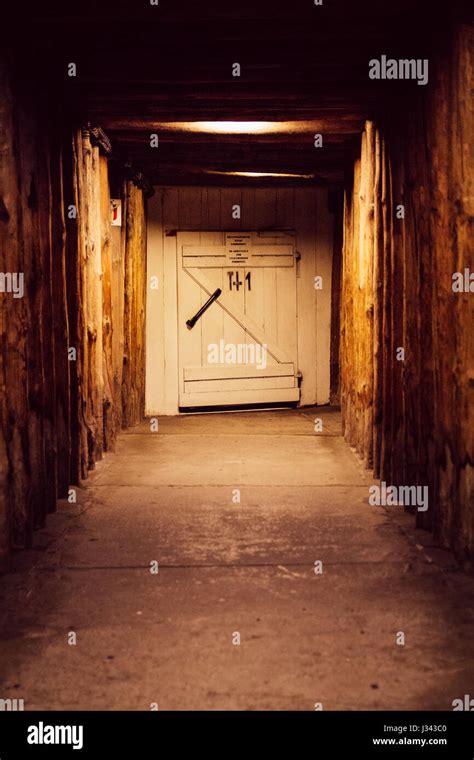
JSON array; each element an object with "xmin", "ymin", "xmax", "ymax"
[{"xmin": 145, "ymin": 187, "xmax": 334, "ymax": 417}]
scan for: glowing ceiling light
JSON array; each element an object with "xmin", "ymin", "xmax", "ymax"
[
  {"xmin": 206, "ymin": 170, "xmax": 314, "ymax": 179},
  {"xmin": 192, "ymin": 121, "xmax": 278, "ymax": 133},
  {"xmin": 156, "ymin": 121, "xmax": 317, "ymax": 134}
]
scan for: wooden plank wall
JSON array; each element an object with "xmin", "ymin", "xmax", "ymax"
[
  {"xmin": 146, "ymin": 186, "xmax": 334, "ymax": 414},
  {"xmin": 0, "ymin": 61, "xmax": 31, "ymax": 559},
  {"xmin": 340, "ymin": 22, "xmax": 474, "ymax": 567},
  {"xmin": 122, "ymin": 182, "xmax": 147, "ymax": 428},
  {"xmin": 68, "ymin": 133, "xmax": 147, "ymax": 479},
  {"xmin": 0, "ymin": 63, "xmax": 147, "ymax": 569}
]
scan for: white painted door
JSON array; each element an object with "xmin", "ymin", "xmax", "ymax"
[{"xmin": 177, "ymin": 231, "xmax": 300, "ymax": 408}]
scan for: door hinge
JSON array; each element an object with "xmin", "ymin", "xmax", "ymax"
[{"xmin": 294, "ymin": 251, "xmax": 301, "ymax": 277}]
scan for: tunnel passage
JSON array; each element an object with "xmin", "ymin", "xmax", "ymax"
[{"xmin": 0, "ymin": 0, "xmax": 472, "ymax": 578}]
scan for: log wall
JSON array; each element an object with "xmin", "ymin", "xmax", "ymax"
[
  {"xmin": 0, "ymin": 63, "xmax": 147, "ymax": 570},
  {"xmin": 341, "ymin": 22, "xmax": 474, "ymax": 568},
  {"xmin": 122, "ymin": 182, "xmax": 147, "ymax": 428}
]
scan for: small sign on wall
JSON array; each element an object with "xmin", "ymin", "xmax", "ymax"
[
  {"xmin": 110, "ymin": 199, "xmax": 122, "ymax": 226},
  {"xmin": 225, "ymin": 232, "xmax": 251, "ymax": 264}
]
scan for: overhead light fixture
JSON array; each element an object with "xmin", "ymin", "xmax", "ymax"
[
  {"xmin": 186, "ymin": 121, "xmax": 279, "ymax": 134},
  {"xmin": 153, "ymin": 121, "xmax": 321, "ymax": 135},
  {"xmin": 206, "ymin": 170, "xmax": 314, "ymax": 179}
]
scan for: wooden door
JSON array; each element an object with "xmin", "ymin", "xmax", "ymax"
[{"xmin": 177, "ymin": 231, "xmax": 300, "ymax": 407}]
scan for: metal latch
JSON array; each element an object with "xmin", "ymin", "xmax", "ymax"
[{"xmin": 186, "ymin": 288, "xmax": 222, "ymax": 330}]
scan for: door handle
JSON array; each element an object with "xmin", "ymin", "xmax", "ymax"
[{"xmin": 186, "ymin": 288, "xmax": 222, "ymax": 330}]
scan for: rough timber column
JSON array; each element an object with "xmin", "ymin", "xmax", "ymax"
[{"xmin": 340, "ymin": 20, "xmax": 474, "ymax": 568}]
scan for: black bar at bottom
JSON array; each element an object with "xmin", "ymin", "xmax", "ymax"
[{"xmin": 0, "ymin": 711, "xmax": 473, "ymax": 757}]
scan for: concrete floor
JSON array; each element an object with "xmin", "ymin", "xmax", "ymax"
[{"xmin": 1, "ymin": 406, "xmax": 473, "ymax": 710}]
